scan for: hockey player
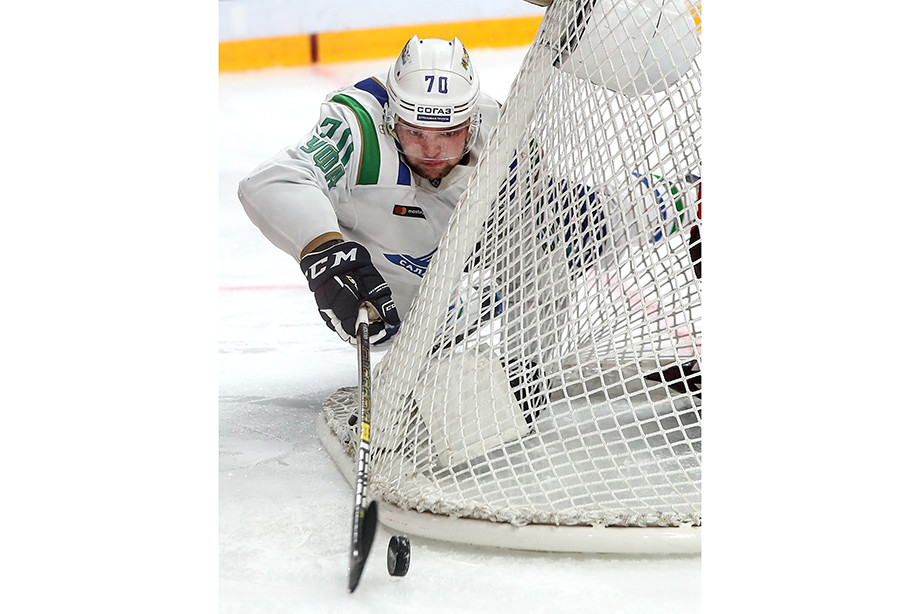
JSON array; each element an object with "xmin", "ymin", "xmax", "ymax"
[{"xmin": 238, "ymin": 36, "xmax": 501, "ymax": 346}]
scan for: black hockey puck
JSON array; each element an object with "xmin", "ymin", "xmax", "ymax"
[{"xmin": 387, "ymin": 535, "xmax": 411, "ymax": 576}]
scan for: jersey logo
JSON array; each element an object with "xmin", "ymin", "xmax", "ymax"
[
  {"xmin": 392, "ymin": 204, "xmax": 426, "ymax": 219},
  {"xmin": 384, "ymin": 248, "xmax": 436, "ymax": 278},
  {"xmin": 300, "ymin": 117, "xmax": 353, "ymax": 189}
]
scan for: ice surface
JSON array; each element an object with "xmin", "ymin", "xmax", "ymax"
[{"xmin": 219, "ymin": 47, "xmax": 700, "ymax": 613}]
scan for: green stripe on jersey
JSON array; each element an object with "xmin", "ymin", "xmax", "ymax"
[{"xmin": 330, "ymin": 94, "xmax": 380, "ymax": 185}]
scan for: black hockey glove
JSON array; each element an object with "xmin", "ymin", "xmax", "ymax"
[{"xmin": 300, "ymin": 240, "xmax": 400, "ymax": 344}]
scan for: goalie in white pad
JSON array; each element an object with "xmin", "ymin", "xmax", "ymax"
[
  {"xmin": 414, "ymin": 350, "xmax": 530, "ymax": 466},
  {"xmin": 552, "ymin": 0, "xmax": 701, "ymax": 97}
]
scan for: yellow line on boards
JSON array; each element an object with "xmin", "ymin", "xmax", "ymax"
[
  {"xmin": 219, "ymin": 15, "xmax": 543, "ymax": 72},
  {"xmin": 219, "ymin": 35, "xmax": 313, "ymax": 72}
]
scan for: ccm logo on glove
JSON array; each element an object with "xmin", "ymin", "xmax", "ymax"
[
  {"xmin": 303, "ymin": 245, "xmax": 359, "ymax": 279},
  {"xmin": 300, "ymin": 241, "xmax": 400, "ymax": 344}
]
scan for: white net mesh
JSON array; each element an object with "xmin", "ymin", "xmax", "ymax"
[{"xmin": 321, "ymin": 0, "xmax": 702, "ymax": 550}]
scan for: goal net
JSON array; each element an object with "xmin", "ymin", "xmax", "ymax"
[{"xmin": 319, "ymin": 0, "xmax": 702, "ymax": 553}]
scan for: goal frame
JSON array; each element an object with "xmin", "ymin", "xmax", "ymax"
[{"xmin": 318, "ymin": 415, "xmax": 701, "ymax": 554}]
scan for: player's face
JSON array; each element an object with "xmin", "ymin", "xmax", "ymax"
[{"xmin": 394, "ymin": 118, "xmax": 470, "ymax": 180}]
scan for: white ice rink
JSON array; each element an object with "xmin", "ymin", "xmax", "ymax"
[{"xmin": 219, "ymin": 47, "xmax": 700, "ymax": 613}]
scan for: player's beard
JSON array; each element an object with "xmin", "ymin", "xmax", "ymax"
[{"xmin": 404, "ymin": 155, "xmax": 462, "ymax": 180}]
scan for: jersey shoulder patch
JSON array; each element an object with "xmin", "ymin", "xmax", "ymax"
[
  {"xmin": 327, "ymin": 77, "xmax": 389, "ymax": 186},
  {"xmin": 299, "ymin": 111, "xmax": 354, "ymax": 189}
]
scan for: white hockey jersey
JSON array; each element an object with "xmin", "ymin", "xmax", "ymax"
[{"xmin": 239, "ymin": 75, "xmax": 501, "ymax": 320}]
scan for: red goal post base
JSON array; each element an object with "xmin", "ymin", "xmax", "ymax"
[{"xmin": 317, "ymin": 414, "xmax": 701, "ymax": 555}]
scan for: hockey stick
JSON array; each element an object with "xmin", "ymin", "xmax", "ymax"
[{"xmin": 348, "ymin": 303, "xmax": 378, "ymax": 592}]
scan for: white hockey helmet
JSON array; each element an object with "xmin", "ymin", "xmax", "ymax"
[{"xmin": 384, "ymin": 36, "xmax": 481, "ymax": 150}]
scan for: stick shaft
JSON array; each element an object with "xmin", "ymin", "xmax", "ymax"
[{"xmin": 348, "ymin": 304, "xmax": 375, "ymax": 591}]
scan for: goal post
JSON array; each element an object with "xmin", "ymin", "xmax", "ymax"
[{"xmin": 320, "ymin": 0, "xmax": 702, "ymax": 554}]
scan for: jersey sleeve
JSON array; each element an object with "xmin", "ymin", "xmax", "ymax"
[{"xmin": 237, "ymin": 99, "xmax": 366, "ymax": 260}]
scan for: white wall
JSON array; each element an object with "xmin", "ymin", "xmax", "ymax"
[{"xmin": 219, "ymin": 0, "xmax": 544, "ymax": 42}]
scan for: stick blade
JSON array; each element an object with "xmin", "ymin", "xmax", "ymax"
[{"xmin": 347, "ymin": 501, "xmax": 378, "ymax": 592}]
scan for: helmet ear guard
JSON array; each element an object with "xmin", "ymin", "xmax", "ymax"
[{"xmin": 384, "ymin": 36, "xmax": 481, "ymax": 154}]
